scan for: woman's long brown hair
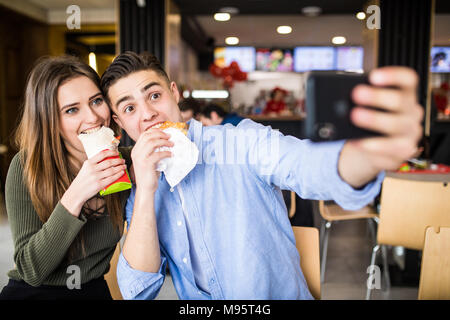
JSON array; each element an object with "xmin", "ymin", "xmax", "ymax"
[{"xmin": 15, "ymin": 55, "xmax": 123, "ymax": 260}]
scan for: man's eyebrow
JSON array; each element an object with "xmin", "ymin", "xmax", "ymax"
[
  {"xmin": 115, "ymin": 95, "xmax": 134, "ymax": 109},
  {"xmin": 141, "ymin": 81, "xmax": 161, "ymax": 93},
  {"xmin": 114, "ymin": 82, "xmax": 161, "ymax": 109}
]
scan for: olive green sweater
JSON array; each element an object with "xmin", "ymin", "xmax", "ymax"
[{"xmin": 5, "ymin": 147, "xmax": 132, "ymax": 287}]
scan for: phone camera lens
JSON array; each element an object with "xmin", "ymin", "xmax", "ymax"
[{"xmin": 317, "ymin": 123, "xmax": 335, "ymax": 139}]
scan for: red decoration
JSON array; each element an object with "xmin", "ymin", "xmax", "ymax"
[{"xmin": 208, "ymin": 61, "xmax": 248, "ymax": 89}]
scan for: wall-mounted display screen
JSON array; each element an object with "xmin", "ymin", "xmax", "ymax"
[
  {"xmin": 336, "ymin": 47, "xmax": 364, "ymax": 71},
  {"xmin": 256, "ymin": 48, "xmax": 294, "ymax": 72},
  {"xmin": 214, "ymin": 47, "xmax": 256, "ymax": 72},
  {"xmin": 431, "ymin": 47, "xmax": 450, "ymax": 73},
  {"xmin": 293, "ymin": 47, "xmax": 335, "ymax": 72}
]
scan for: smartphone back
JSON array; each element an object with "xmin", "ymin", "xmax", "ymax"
[{"xmin": 305, "ymin": 71, "xmax": 380, "ymax": 141}]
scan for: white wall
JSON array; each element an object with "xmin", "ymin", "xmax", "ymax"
[{"xmin": 229, "ymin": 71, "xmax": 305, "ymax": 109}]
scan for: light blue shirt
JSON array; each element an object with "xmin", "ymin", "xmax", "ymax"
[{"xmin": 117, "ymin": 118, "xmax": 384, "ymax": 300}]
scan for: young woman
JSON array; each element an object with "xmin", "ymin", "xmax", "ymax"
[{"xmin": 0, "ymin": 55, "xmax": 131, "ymax": 300}]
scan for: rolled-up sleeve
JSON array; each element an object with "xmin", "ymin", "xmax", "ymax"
[
  {"xmin": 117, "ymin": 185, "xmax": 167, "ymax": 300},
  {"xmin": 117, "ymin": 252, "xmax": 167, "ymax": 300},
  {"xmin": 241, "ymin": 119, "xmax": 384, "ymax": 210}
]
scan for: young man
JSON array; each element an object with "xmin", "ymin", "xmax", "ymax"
[
  {"xmin": 100, "ymin": 52, "xmax": 423, "ymax": 300},
  {"xmin": 199, "ymin": 104, "xmax": 244, "ymax": 126}
]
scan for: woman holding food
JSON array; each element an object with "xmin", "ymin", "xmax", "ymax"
[{"xmin": 0, "ymin": 55, "xmax": 169, "ymax": 300}]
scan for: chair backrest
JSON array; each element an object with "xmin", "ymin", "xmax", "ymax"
[
  {"xmin": 377, "ymin": 176, "xmax": 450, "ymax": 250},
  {"xmin": 104, "ymin": 242, "xmax": 123, "ymax": 300},
  {"xmin": 104, "ymin": 222, "xmax": 127, "ymax": 300},
  {"xmin": 292, "ymin": 226, "xmax": 321, "ymax": 299},
  {"xmin": 418, "ymin": 226, "xmax": 450, "ymax": 300}
]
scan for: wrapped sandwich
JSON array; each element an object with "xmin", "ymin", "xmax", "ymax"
[
  {"xmin": 153, "ymin": 121, "xmax": 199, "ymax": 188},
  {"xmin": 78, "ymin": 126, "xmax": 132, "ymax": 196}
]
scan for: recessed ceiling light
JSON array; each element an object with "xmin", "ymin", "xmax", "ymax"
[
  {"xmin": 225, "ymin": 37, "xmax": 239, "ymax": 45},
  {"xmin": 214, "ymin": 13, "xmax": 230, "ymax": 21},
  {"xmin": 277, "ymin": 25, "xmax": 292, "ymax": 34},
  {"xmin": 302, "ymin": 6, "xmax": 322, "ymax": 17},
  {"xmin": 356, "ymin": 12, "xmax": 366, "ymax": 20},
  {"xmin": 332, "ymin": 36, "xmax": 346, "ymax": 45}
]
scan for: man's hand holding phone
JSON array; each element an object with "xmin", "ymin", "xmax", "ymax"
[{"xmin": 338, "ymin": 66, "xmax": 424, "ymax": 188}]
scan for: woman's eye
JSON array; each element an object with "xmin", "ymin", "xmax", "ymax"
[
  {"xmin": 92, "ymin": 97, "xmax": 104, "ymax": 106},
  {"xmin": 124, "ymin": 105, "xmax": 134, "ymax": 113},
  {"xmin": 65, "ymin": 107, "xmax": 78, "ymax": 114}
]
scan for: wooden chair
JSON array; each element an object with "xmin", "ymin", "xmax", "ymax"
[
  {"xmin": 418, "ymin": 227, "xmax": 450, "ymax": 299},
  {"xmin": 366, "ymin": 176, "xmax": 450, "ymax": 299},
  {"xmin": 104, "ymin": 242, "xmax": 123, "ymax": 300},
  {"xmin": 105, "ymin": 222, "xmax": 128, "ymax": 300},
  {"xmin": 318, "ymin": 200, "xmax": 380, "ymax": 283},
  {"xmin": 293, "ymin": 226, "xmax": 321, "ymax": 299}
]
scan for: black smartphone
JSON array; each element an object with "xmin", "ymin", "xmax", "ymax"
[{"xmin": 304, "ymin": 71, "xmax": 382, "ymax": 142}]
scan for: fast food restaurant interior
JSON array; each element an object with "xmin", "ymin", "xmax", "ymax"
[{"xmin": 0, "ymin": 0, "xmax": 449, "ymax": 301}]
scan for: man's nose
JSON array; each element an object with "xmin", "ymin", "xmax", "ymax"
[{"xmin": 141, "ymin": 101, "xmax": 158, "ymax": 121}]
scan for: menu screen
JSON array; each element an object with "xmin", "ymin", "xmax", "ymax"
[
  {"xmin": 293, "ymin": 47, "xmax": 335, "ymax": 72},
  {"xmin": 431, "ymin": 47, "xmax": 450, "ymax": 73},
  {"xmin": 214, "ymin": 47, "xmax": 256, "ymax": 72},
  {"xmin": 256, "ymin": 48, "xmax": 294, "ymax": 72},
  {"xmin": 336, "ymin": 47, "xmax": 364, "ymax": 71}
]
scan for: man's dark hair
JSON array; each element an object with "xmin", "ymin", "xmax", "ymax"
[
  {"xmin": 179, "ymin": 98, "xmax": 201, "ymax": 117},
  {"xmin": 100, "ymin": 51, "xmax": 170, "ymax": 104},
  {"xmin": 201, "ymin": 104, "xmax": 228, "ymax": 119}
]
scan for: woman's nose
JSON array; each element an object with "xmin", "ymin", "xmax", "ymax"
[{"xmin": 84, "ymin": 106, "xmax": 101, "ymax": 123}]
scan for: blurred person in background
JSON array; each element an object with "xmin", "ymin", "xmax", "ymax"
[
  {"xmin": 199, "ymin": 104, "xmax": 244, "ymax": 126},
  {"xmin": 178, "ymin": 97, "xmax": 202, "ymax": 122}
]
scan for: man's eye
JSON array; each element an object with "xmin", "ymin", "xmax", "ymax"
[
  {"xmin": 150, "ymin": 93, "xmax": 161, "ymax": 100},
  {"xmin": 124, "ymin": 105, "xmax": 134, "ymax": 113}
]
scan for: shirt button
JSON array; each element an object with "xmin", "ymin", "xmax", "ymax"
[
  {"xmin": 183, "ymin": 257, "xmax": 187, "ymax": 264},
  {"xmin": 210, "ymin": 278, "xmax": 215, "ymax": 284},
  {"xmin": 177, "ymin": 220, "xmax": 182, "ymax": 226}
]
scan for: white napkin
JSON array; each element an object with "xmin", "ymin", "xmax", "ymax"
[
  {"xmin": 156, "ymin": 127, "xmax": 199, "ymax": 188},
  {"xmin": 78, "ymin": 126, "xmax": 119, "ymax": 158}
]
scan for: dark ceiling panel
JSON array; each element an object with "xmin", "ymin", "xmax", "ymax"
[
  {"xmin": 173, "ymin": 0, "xmax": 450, "ymax": 15},
  {"xmin": 173, "ymin": 0, "xmax": 368, "ymax": 15}
]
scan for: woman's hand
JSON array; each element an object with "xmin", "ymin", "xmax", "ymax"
[
  {"xmin": 61, "ymin": 149, "xmax": 127, "ymax": 217},
  {"xmin": 131, "ymin": 128, "xmax": 173, "ymax": 194}
]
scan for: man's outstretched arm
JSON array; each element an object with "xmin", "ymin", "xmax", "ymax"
[{"xmin": 338, "ymin": 66, "xmax": 423, "ymax": 188}]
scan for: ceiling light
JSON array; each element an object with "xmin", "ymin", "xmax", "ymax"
[
  {"xmin": 277, "ymin": 25, "xmax": 292, "ymax": 34},
  {"xmin": 332, "ymin": 36, "xmax": 346, "ymax": 45},
  {"xmin": 192, "ymin": 90, "xmax": 229, "ymax": 99},
  {"xmin": 214, "ymin": 13, "xmax": 230, "ymax": 21},
  {"xmin": 301, "ymin": 6, "xmax": 322, "ymax": 17},
  {"xmin": 225, "ymin": 37, "xmax": 239, "ymax": 45},
  {"xmin": 88, "ymin": 52, "xmax": 97, "ymax": 72},
  {"xmin": 356, "ymin": 12, "xmax": 366, "ymax": 20}
]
